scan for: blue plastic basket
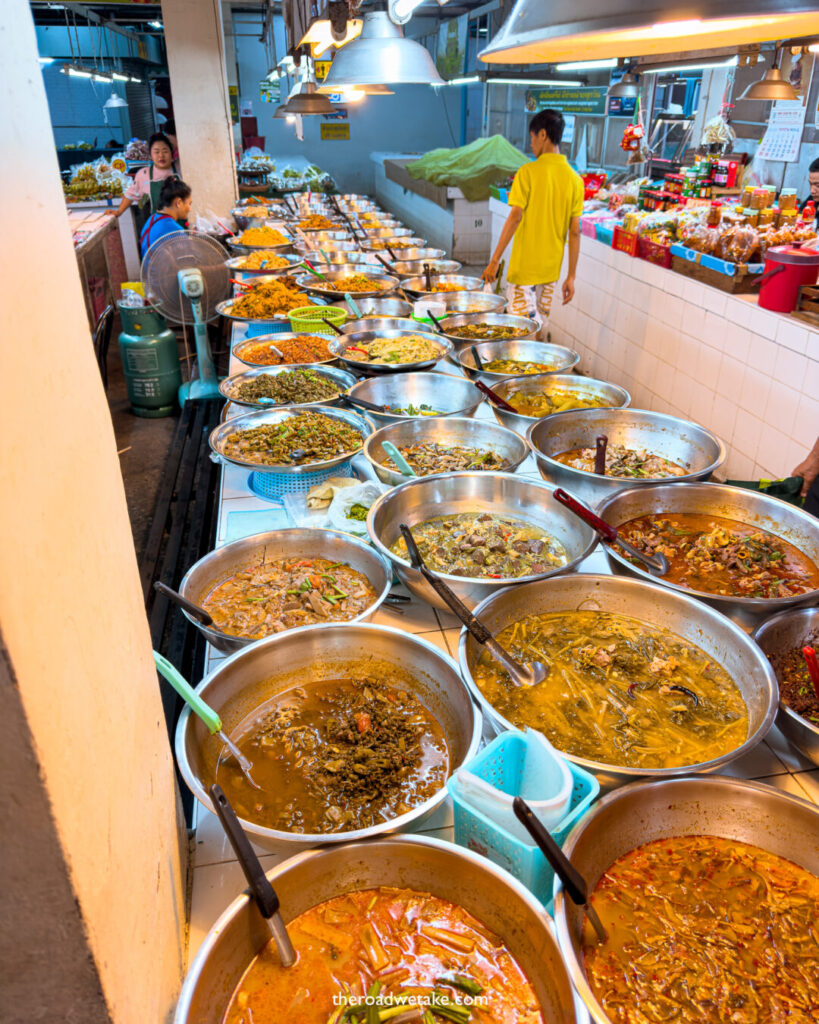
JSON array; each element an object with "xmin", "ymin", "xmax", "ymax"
[
  {"xmin": 595, "ymin": 223, "xmax": 614, "ymax": 246},
  {"xmin": 448, "ymin": 731, "xmax": 599, "ymax": 910},
  {"xmin": 248, "ymin": 460, "xmax": 354, "ymax": 503},
  {"xmin": 245, "ymin": 319, "xmax": 292, "ymax": 338}
]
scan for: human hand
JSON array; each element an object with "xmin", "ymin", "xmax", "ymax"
[
  {"xmin": 792, "ymin": 451, "xmax": 819, "ymax": 496},
  {"xmin": 482, "ymin": 259, "xmax": 499, "ymax": 284},
  {"xmin": 562, "ymin": 275, "xmax": 575, "ymax": 304}
]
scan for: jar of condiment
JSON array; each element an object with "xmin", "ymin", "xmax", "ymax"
[
  {"xmin": 741, "ymin": 184, "xmax": 755, "ymax": 206},
  {"xmin": 743, "ymin": 207, "xmax": 759, "ymax": 227},
  {"xmin": 779, "ymin": 188, "xmax": 798, "ymax": 211},
  {"xmin": 770, "ymin": 206, "xmax": 781, "ymax": 228},
  {"xmin": 758, "ymin": 207, "xmax": 775, "ymax": 226},
  {"xmin": 707, "ymin": 201, "xmax": 723, "ymax": 227},
  {"xmin": 713, "ymin": 160, "xmax": 729, "ymax": 187},
  {"xmin": 698, "ymin": 179, "xmax": 714, "ymax": 199},
  {"xmin": 751, "ymin": 188, "xmax": 768, "ymax": 210},
  {"xmin": 779, "ymin": 207, "xmax": 798, "ymax": 226}
]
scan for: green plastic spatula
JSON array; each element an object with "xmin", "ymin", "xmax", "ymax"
[
  {"xmin": 152, "ymin": 651, "xmax": 260, "ymax": 789},
  {"xmin": 382, "ymin": 440, "xmax": 415, "ymax": 477}
]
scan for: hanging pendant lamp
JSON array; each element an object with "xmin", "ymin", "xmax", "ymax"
[
  {"xmin": 478, "ymin": 0, "xmax": 819, "ymax": 64},
  {"xmin": 323, "ymin": 11, "xmax": 444, "ymax": 87},
  {"xmin": 740, "ymin": 50, "xmax": 798, "ymax": 100},
  {"xmin": 608, "ymin": 70, "xmax": 639, "ymax": 99},
  {"xmin": 283, "ymin": 79, "xmax": 337, "ymax": 115}
]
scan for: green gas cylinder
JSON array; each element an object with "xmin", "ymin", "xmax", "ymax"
[{"xmin": 117, "ymin": 304, "xmax": 182, "ymax": 417}]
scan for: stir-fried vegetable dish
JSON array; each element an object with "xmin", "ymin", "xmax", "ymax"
[
  {"xmin": 448, "ymin": 323, "xmax": 529, "ymax": 340},
  {"xmin": 222, "ymin": 412, "xmax": 363, "ymax": 467},
  {"xmin": 584, "ymin": 836, "xmax": 819, "ymax": 1023},
  {"xmin": 473, "ymin": 611, "xmax": 746, "ymax": 769},
  {"xmin": 230, "ymin": 368, "xmax": 341, "ymax": 406},
  {"xmin": 223, "ymin": 887, "xmax": 544, "ymax": 1024},
  {"xmin": 238, "ymin": 335, "xmax": 333, "ymax": 365},
  {"xmin": 383, "ymin": 442, "xmax": 506, "ymax": 476},
  {"xmin": 391, "ymin": 513, "xmax": 567, "ymax": 579},
  {"xmin": 237, "ymin": 204, "xmax": 270, "ymax": 217},
  {"xmin": 323, "ymin": 274, "xmax": 390, "ymax": 293},
  {"xmin": 766, "ymin": 629, "xmax": 819, "ymax": 727},
  {"xmin": 617, "ymin": 514, "xmax": 819, "ymax": 599},
  {"xmin": 236, "ymin": 226, "xmax": 290, "ymax": 247},
  {"xmin": 227, "ymin": 278, "xmax": 309, "ymax": 319},
  {"xmin": 203, "ymin": 556, "xmax": 377, "ymax": 639},
  {"xmin": 369, "ymin": 237, "xmax": 417, "ymax": 249},
  {"xmin": 216, "ymin": 678, "xmax": 449, "ymax": 833},
  {"xmin": 555, "ymin": 444, "xmax": 688, "ymax": 478},
  {"xmin": 482, "ymin": 358, "xmax": 562, "ymax": 374},
  {"xmin": 345, "ymin": 336, "xmax": 442, "ymax": 365},
  {"xmin": 298, "ymin": 214, "xmax": 337, "ymax": 230},
  {"xmin": 506, "ymin": 387, "xmax": 615, "ymax": 418},
  {"xmin": 386, "ymin": 403, "xmax": 444, "ymax": 417},
  {"xmin": 232, "ymin": 251, "xmax": 294, "ymax": 270}
]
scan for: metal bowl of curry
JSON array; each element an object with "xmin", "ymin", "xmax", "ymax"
[
  {"xmin": 174, "ymin": 623, "xmax": 482, "ymax": 848},
  {"xmin": 457, "ymin": 337, "xmax": 580, "ymax": 380},
  {"xmin": 178, "ymin": 528, "xmax": 392, "ymax": 654},
  {"xmin": 343, "ymin": 372, "xmax": 484, "ymax": 431},
  {"xmin": 440, "ymin": 313, "xmax": 540, "ymax": 354},
  {"xmin": 553, "ymin": 776, "xmax": 819, "ymax": 1024},
  {"xmin": 488, "ymin": 374, "xmax": 631, "ymax": 437},
  {"xmin": 174, "ymin": 834, "xmax": 584, "ymax": 1024},
  {"xmin": 459, "ymin": 573, "xmax": 778, "ymax": 788},
  {"xmin": 528, "ymin": 408, "xmax": 727, "ymax": 509},
  {"xmin": 399, "ymin": 274, "xmax": 484, "ymax": 298},
  {"xmin": 597, "ymin": 482, "xmax": 819, "ymax": 629},
  {"xmin": 367, "ymin": 472, "xmax": 597, "ymax": 611}
]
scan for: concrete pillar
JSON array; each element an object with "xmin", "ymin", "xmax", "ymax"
[
  {"xmin": 162, "ymin": 0, "xmax": 238, "ymax": 217},
  {"xmin": 1, "ymin": 4, "xmax": 187, "ymax": 1023}
]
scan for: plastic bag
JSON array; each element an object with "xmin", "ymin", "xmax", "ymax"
[
  {"xmin": 325, "ymin": 481, "xmax": 391, "ymax": 537},
  {"xmin": 194, "ymin": 209, "xmax": 234, "ymax": 235},
  {"xmin": 715, "ymin": 225, "xmax": 759, "ymax": 263}
]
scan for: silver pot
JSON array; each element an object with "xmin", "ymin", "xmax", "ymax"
[
  {"xmin": 368, "ymin": 472, "xmax": 598, "ymax": 610},
  {"xmin": 361, "ymin": 226, "xmax": 414, "ymax": 239},
  {"xmin": 174, "ymin": 834, "xmax": 582, "ymax": 1024},
  {"xmin": 332, "ymin": 296, "xmax": 413, "ymax": 319},
  {"xmin": 293, "ymin": 231, "xmax": 350, "ymax": 252},
  {"xmin": 174, "ymin": 624, "xmax": 482, "ymax": 848},
  {"xmin": 330, "ymin": 328, "xmax": 453, "ymax": 374},
  {"xmin": 177, "ymin": 528, "xmax": 392, "ymax": 654},
  {"xmin": 231, "ymin": 206, "xmax": 287, "ymax": 230},
  {"xmin": 345, "ymin": 372, "xmax": 483, "ymax": 430},
  {"xmin": 489, "ymin": 374, "xmax": 631, "ymax": 436},
  {"xmin": 224, "ymin": 253, "xmax": 304, "ymax": 277},
  {"xmin": 459, "ymin": 341, "xmax": 577, "ymax": 382},
  {"xmin": 553, "ymin": 776, "xmax": 819, "ymax": 1024},
  {"xmin": 232, "ymin": 333, "xmax": 337, "ymax": 368},
  {"xmin": 753, "ymin": 606, "xmax": 819, "ymax": 766},
  {"xmin": 227, "ymin": 230, "xmax": 294, "ymax": 255},
  {"xmin": 361, "ymin": 235, "xmax": 427, "ymax": 250},
  {"xmin": 384, "ymin": 247, "xmax": 446, "ymax": 262},
  {"xmin": 363, "ymin": 415, "xmax": 529, "ymax": 487},
  {"xmin": 390, "ymin": 259, "xmax": 463, "ymax": 276},
  {"xmin": 315, "ymin": 249, "xmax": 380, "ymax": 267},
  {"xmin": 295, "ymin": 265, "xmax": 399, "ymax": 300},
  {"xmin": 459, "ymin": 574, "xmax": 779, "ymax": 787},
  {"xmin": 528, "ymin": 408, "xmax": 726, "ymax": 509},
  {"xmin": 340, "ymin": 316, "xmax": 420, "ymax": 335},
  {"xmin": 597, "ymin": 482, "xmax": 819, "ymax": 629},
  {"xmin": 400, "ymin": 273, "xmax": 484, "ymax": 298},
  {"xmin": 442, "ymin": 314, "xmax": 541, "ymax": 354},
  {"xmin": 218, "ymin": 363, "xmax": 355, "ymax": 411},
  {"xmin": 436, "ymin": 290, "xmax": 507, "ymax": 314}
]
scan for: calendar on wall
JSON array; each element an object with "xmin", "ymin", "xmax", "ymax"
[{"xmin": 756, "ymin": 99, "xmax": 808, "ymax": 162}]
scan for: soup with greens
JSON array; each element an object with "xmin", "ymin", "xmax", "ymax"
[{"xmin": 554, "ymin": 443, "xmax": 688, "ymax": 479}]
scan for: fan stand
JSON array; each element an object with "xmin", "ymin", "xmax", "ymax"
[{"xmin": 177, "ymin": 268, "xmax": 222, "ymax": 402}]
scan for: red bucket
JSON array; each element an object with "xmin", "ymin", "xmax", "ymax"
[{"xmin": 758, "ymin": 244, "xmax": 819, "ymax": 313}]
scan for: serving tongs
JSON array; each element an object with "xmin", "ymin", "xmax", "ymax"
[
  {"xmin": 152, "ymin": 651, "xmax": 261, "ymax": 790},
  {"xmin": 513, "ymin": 797, "xmax": 607, "ymax": 944},
  {"xmin": 552, "ymin": 488, "xmax": 669, "ymax": 577},
  {"xmin": 398, "ymin": 523, "xmax": 548, "ymax": 687},
  {"xmin": 209, "ymin": 783, "xmax": 296, "ymax": 967}
]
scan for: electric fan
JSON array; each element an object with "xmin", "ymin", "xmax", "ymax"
[{"xmin": 141, "ymin": 230, "xmax": 231, "ymax": 403}]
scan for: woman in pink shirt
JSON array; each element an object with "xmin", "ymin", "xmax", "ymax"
[{"xmin": 111, "ymin": 133, "xmax": 180, "ymax": 229}]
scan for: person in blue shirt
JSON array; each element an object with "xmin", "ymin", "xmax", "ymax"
[{"xmin": 139, "ymin": 178, "xmax": 192, "ymax": 257}]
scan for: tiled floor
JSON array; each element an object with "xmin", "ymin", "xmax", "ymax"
[{"xmin": 186, "ymin": 273, "xmax": 819, "ymax": 993}]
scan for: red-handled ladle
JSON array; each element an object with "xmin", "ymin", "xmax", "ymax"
[
  {"xmin": 803, "ymin": 646, "xmax": 819, "ymax": 703},
  {"xmin": 473, "ymin": 379, "xmax": 518, "ymax": 413},
  {"xmin": 399, "ymin": 524, "xmax": 549, "ymax": 687},
  {"xmin": 552, "ymin": 488, "xmax": 670, "ymax": 577}
]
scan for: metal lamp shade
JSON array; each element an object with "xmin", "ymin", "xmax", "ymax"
[
  {"xmin": 741, "ymin": 67, "xmax": 798, "ymax": 101},
  {"xmin": 104, "ymin": 93, "xmax": 128, "ymax": 109},
  {"xmin": 478, "ymin": 0, "xmax": 819, "ymax": 63},
  {"xmin": 323, "ymin": 11, "xmax": 444, "ymax": 87},
  {"xmin": 608, "ymin": 71, "xmax": 639, "ymax": 98},
  {"xmin": 283, "ymin": 82, "xmax": 337, "ymax": 115}
]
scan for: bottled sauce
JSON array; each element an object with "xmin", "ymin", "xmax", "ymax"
[
  {"xmin": 707, "ymin": 201, "xmax": 723, "ymax": 227},
  {"xmin": 779, "ymin": 188, "xmax": 798, "ymax": 211}
]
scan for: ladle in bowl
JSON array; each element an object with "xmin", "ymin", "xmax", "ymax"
[
  {"xmin": 344, "ymin": 292, "xmax": 363, "ymax": 319},
  {"xmin": 512, "ymin": 796, "xmax": 607, "ymax": 944},
  {"xmin": 470, "ymin": 345, "xmax": 484, "ymax": 371},
  {"xmin": 152, "ymin": 651, "xmax": 261, "ymax": 790},
  {"xmin": 594, "ymin": 435, "xmax": 607, "ymax": 476},
  {"xmin": 426, "ymin": 309, "xmax": 445, "ymax": 334},
  {"xmin": 339, "ymin": 393, "xmax": 388, "ymax": 415},
  {"xmin": 209, "ymin": 783, "xmax": 296, "ymax": 967},
  {"xmin": 398, "ymin": 524, "xmax": 548, "ymax": 687},
  {"xmin": 552, "ymin": 488, "xmax": 669, "ymax": 577},
  {"xmin": 382, "ymin": 441, "xmax": 415, "ymax": 477},
  {"xmin": 154, "ymin": 580, "xmax": 213, "ymax": 626},
  {"xmin": 473, "ymin": 379, "xmax": 518, "ymax": 413}
]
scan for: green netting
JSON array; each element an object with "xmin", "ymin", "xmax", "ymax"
[{"xmin": 406, "ymin": 135, "xmax": 528, "ymax": 202}]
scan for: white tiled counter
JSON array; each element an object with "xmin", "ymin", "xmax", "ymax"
[{"xmin": 547, "ymin": 236, "xmax": 819, "ymax": 481}]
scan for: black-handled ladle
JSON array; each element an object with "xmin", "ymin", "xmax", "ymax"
[
  {"xmin": 552, "ymin": 488, "xmax": 669, "ymax": 576},
  {"xmin": 423, "ymin": 262, "xmax": 433, "ymax": 292},
  {"xmin": 426, "ymin": 308, "xmax": 446, "ymax": 334},
  {"xmin": 339, "ymin": 392, "xmax": 388, "ymax": 414},
  {"xmin": 512, "ymin": 797, "xmax": 607, "ymax": 943},
  {"xmin": 594, "ymin": 435, "xmax": 608, "ymax": 476},
  {"xmin": 399, "ymin": 524, "xmax": 548, "ymax": 687},
  {"xmin": 154, "ymin": 580, "xmax": 213, "ymax": 627},
  {"xmin": 471, "ymin": 345, "xmax": 484, "ymax": 371},
  {"xmin": 321, "ymin": 317, "xmax": 345, "ymax": 337},
  {"xmin": 209, "ymin": 784, "xmax": 296, "ymax": 967}
]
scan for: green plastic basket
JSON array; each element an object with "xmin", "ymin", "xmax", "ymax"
[{"xmin": 289, "ymin": 306, "xmax": 348, "ymax": 334}]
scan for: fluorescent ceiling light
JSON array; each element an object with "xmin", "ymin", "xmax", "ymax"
[
  {"xmin": 641, "ymin": 55, "xmax": 739, "ymax": 74},
  {"xmin": 808, "ymin": 42, "xmax": 819, "ymax": 52},
  {"xmin": 318, "ymin": 82, "xmax": 395, "ymax": 95},
  {"xmin": 92, "ymin": 73, "xmax": 111, "ymax": 82},
  {"xmin": 148, "ymin": 20, "xmax": 162, "ymax": 29},
  {"xmin": 446, "ymin": 75, "xmax": 480, "ymax": 85},
  {"xmin": 130, "ymin": 76, "xmax": 142, "ymax": 83},
  {"xmin": 299, "ymin": 18, "xmax": 363, "ymax": 57},
  {"xmin": 39, "ymin": 57, "xmax": 55, "ymax": 64},
  {"xmin": 487, "ymin": 77, "xmax": 583, "ymax": 87},
  {"xmin": 67, "ymin": 67, "xmax": 93, "ymax": 78},
  {"xmin": 555, "ymin": 58, "xmax": 617, "ymax": 70},
  {"xmin": 112, "ymin": 72, "xmax": 129, "ymax": 81}
]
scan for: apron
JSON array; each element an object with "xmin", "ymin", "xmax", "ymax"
[
  {"xmin": 135, "ymin": 165, "xmax": 178, "ymax": 233},
  {"xmin": 140, "ymin": 212, "xmax": 175, "ymax": 256}
]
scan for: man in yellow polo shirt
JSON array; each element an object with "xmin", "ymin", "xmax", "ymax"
[{"xmin": 483, "ymin": 109, "xmax": 583, "ymax": 335}]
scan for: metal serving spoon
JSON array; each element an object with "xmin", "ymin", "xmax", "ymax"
[
  {"xmin": 210, "ymin": 784, "xmax": 296, "ymax": 967},
  {"xmin": 553, "ymin": 488, "xmax": 670, "ymax": 577},
  {"xmin": 398, "ymin": 524, "xmax": 548, "ymax": 687}
]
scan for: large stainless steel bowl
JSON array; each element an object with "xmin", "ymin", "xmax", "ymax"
[
  {"xmin": 528, "ymin": 408, "xmax": 727, "ymax": 509},
  {"xmin": 361, "ymin": 235, "xmax": 427, "ymax": 251},
  {"xmin": 293, "ymin": 231, "xmax": 350, "ymax": 252},
  {"xmin": 460, "ymin": 574, "xmax": 778, "ymax": 786},
  {"xmin": 340, "ymin": 316, "xmax": 419, "ymax": 335},
  {"xmin": 437, "ymin": 290, "xmax": 507, "ymax": 314},
  {"xmin": 489, "ymin": 374, "xmax": 631, "ymax": 436},
  {"xmin": 598, "ymin": 482, "xmax": 819, "ymax": 629},
  {"xmin": 227, "ymin": 230, "xmax": 294, "ymax": 255},
  {"xmin": 361, "ymin": 226, "xmax": 414, "ymax": 239},
  {"xmin": 363, "ymin": 415, "xmax": 529, "ymax": 487},
  {"xmin": 174, "ymin": 835, "xmax": 582, "ymax": 1024},
  {"xmin": 295, "ymin": 265, "xmax": 399, "ymax": 300},
  {"xmin": 232, "ymin": 332, "xmax": 337, "ymax": 368},
  {"xmin": 553, "ymin": 776, "xmax": 819, "ymax": 1024},
  {"xmin": 384, "ymin": 247, "xmax": 446, "ymax": 262},
  {"xmin": 401, "ymin": 273, "xmax": 484, "ymax": 298},
  {"xmin": 174, "ymin": 624, "xmax": 482, "ymax": 848},
  {"xmin": 441, "ymin": 312, "xmax": 540, "ymax": 350},
  {"xmin": 344, "ymin": 372, "xmax": 483, "ymax": 430},
  {"xmin": 458, "ymin": 339, "xmax": 574, "ymax": 380},
  {"xmin": 315, "ymin": 249, "xmax": 380, "ymax": 267},
  {"xmin": 753, "ymin": 606, "xmax": 819, "ymax": 766},
  {"xmin": 391, "ymin": 258, "xmax": 463, "ymax": 276},
  {"xmin": 177, "ymin": 528, "xmax": 392, "ymax": 654},
  {"xmin": 218, "ymin": 363, "xmax": 355, "ymax": 411},
  {"xmin": 330, "ymin": 328, "xmax": 453, "ymax": 374},
  {"xmin": 231, "ymin": 205, "xmax": 288, "ymax": 229},
  {"xmin": 209, "ymin": 405, "xmax": 372, "ymax": 475},
  {"xmin": 225, "ymin": 253, "xmax": 304, "ymax": 277},
  {"xmin": 368, "ymin": 472, "xmax": 598, "ymax": 610}
]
